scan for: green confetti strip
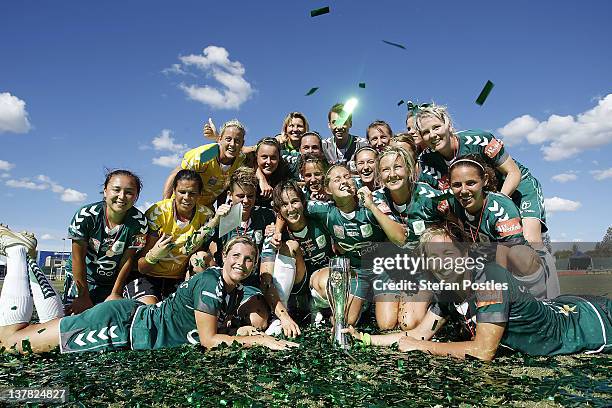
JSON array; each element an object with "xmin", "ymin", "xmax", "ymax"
[
  {"xmin": 358, "ymin": 82, "xmax": 365, "ymax": 89},
  {"xmin": 11, "ymin": 306, "xmax": 17, "ymax": 310},
  {"xmin": 38, "ymin": 328, "xmax": 46, "ymax": 334},
  {"xmin": 431, "ymin": 319, "xmax": 439, "ymax": 331},
  {"xmin": 382, "ymin": 40, "xmax": 406, "ymax": 50},
  {"xmin": 397, "ymin": 99, "xmax": 405, "ymax": 106},
  {"xmin": 305, "ymin": 87, "xmax": 319, "ymax": 96},
  {"xmin": 476, "ymin": 80, "xmax": 495, "ymax": 105},
  {"xmin": 310, "ymin": 6, "xmax": 330, "ymax": 17}
]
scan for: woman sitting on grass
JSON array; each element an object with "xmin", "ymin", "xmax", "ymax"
[
  {"xmin": 344, "ymin": 223, "xmax": 611, "ymax": 360},
  {"xmin": 0, "ymin": 229, "xmax": 298, "ymax": 353}
]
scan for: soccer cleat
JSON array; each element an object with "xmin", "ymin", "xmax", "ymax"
[{"xmin": 0, "ymin": 225, "xmax": 37, "ymax": 257}]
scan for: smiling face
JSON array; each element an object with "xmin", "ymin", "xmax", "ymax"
[
  {"xmin": 302, "ymin": 161, "xmax": 325, "ymax": 193},
  {"xmin": 223, "ymin": 242, "xmax": 257, "ymax": 284},
  {"xmin": 406, "ymin": 116, "xmax": 424, "ymax": 147},
  {"xmin": 418, "ymin": 115, "xmax": 452, "ymax": 153},
  {"xmin": 325, "ymin": 165, "xmax": 356, "ymax": 199},
  {"xmin": 285, "ymin": 117, "xmax": 306, "ymax": 145},
  {"xmin": 450, "ymin": 164, "xmax": 487, "ymax": 214},
  {"xmin": 328, "ymin": 111, "xmax": 352, "ymax": 146},
  {"xmin": 424, "ymin": 234, "xmax": 466, "ymax": 283},
  {"xmin": 367, "ymin": 126, "xmax": 391, "ymax": 152},
  {"xmin": 300, "ymin": 135, "xmax": 323, "ymax": 158},
  {"xmin": 355, "ymin": 149, "xmax": 377, "ymax": 185},
  {"xmin": 218, "ymin": 126, "xmax": 245, "ymax": 163},
  {"xmin": 173, "ymin": 179, "xmax": 200, "ymax": 217},
  {"xmin": 229, "ymin": 184, "xmax": 256, "ymax": 219},
  {"xmin": 378, "ymin": 153, "xmax": 409, "ymax": 192},
  {"xmin": 256, "ymin": 144, "xmax": 280, "ymax": 176},
  {"xmin": 279, "ymin": 188, "xmax": 305, "ymax": 227},
  {"xmin": 103, "ymin": 175, "xmax": 138, "ymax": 215}
]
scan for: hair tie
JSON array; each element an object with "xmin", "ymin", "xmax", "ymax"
[{"xmin": 450, "ymin": 158, "xmax": 485, "ymax": 172}]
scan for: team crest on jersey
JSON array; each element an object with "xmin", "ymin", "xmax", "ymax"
[
  {"xmin": 333, "ymin": 225, "xmax": 345, "ymax": 239},
  {"xmin": 437, "ymin": 200, "xmax": 449, "ymax": 214},
  {"xmin": 111, "ymin": 241, "xmax": 125, "ymax": 254},
  {"xmin": 412, "ymin": 220, "xmax": 426, "ymax": 235},
  {"xmin": 134, "ymin": 234, "xmax": 147, "ymax": 249},
  {"xmin": 315, "ymin": 235, "xmax": 327, "ymax": 248},
  {"xmin": 89, "ymin": 238, "xmax": 100, "ymax": 252},
  {"xmin": 495, "ymin": 218, "xmax": 523, "ymax": 237},
  {"xmin": 360, "ymin": 224, "xmax": 373, "ymax": 238},
  {"xmin": 484, "ymin": 138, "xmax": 503, "ymax": 158}
]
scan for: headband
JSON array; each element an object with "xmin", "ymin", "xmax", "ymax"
[{"xmin": 449, "ymin": 158, "xmax": 485, "ymax": 172}]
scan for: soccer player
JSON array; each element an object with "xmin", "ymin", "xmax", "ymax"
[
  {"xmin": 447, "ymin": 155, "xmax": 559, "ymax": 300},
  {"xmin": 123, "ymin": 170, "xmax": 219, "ymax": 304},
  {"xmin": 366, "ymin": 120, "xmax": 393, "ymax": 152},
  {"xmin": 277, "ymin": 111, "xmax": 309, "ymax": 153},
  {"xmin": 405, "ymin": 102, "xmax": 427, "ymax": 155},
  {"xmin": 254, "ymin": 137, "xmax": 289, "ymax": 208},
  {"xmin": 284, "ymin": 131, "xmax": 326, "ymax": 181},
  {"xmin": 0, "ymin": 230, "xmax": 299, "ymax": 353},
  {"xmin": 63, "ymin": 170, "xmax": 148, "ymax": 315},
  {"xmin": 306, "ymin": 164, "xmax": 406, "ymax": 329},
  {"xmin": 354, "ymin": 146, "xmax": 378, "ymax": 191},
  {"xmin": 163, "ymin": 119, "xmax": 247, "ymax": 207},
  {"xmin": 299, "ymin": 154, "xmax": 330, "ymax": 202},
  {"xmin": 344, "ymin": 224, "xmax": 611, "ymax": 360},
  {"xmin": 322, "ymin": 103, "xmax": 368, "ymax": 172},
  {"xmin": 415, "ymin": 104, "xmax": 546, "ymax": 245}
]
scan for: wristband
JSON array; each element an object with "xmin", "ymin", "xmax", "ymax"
[
  {"xmin": 361, "ymin": 333, "xmax": 371, "ymax": 347},
  {"xmin": 144, "ymin": 252, "xmax": 159, "ymax": 265}
]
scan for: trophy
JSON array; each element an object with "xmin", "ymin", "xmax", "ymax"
[{"xmin": 326, "ymin": 257, "xmax": 352, "ymax": 349}]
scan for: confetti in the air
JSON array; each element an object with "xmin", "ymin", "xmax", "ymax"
[
  {"xmin": 382, "ymin": 40, "xmax": 406, "ymax": 50},
  {"xmin": 310, "ymin": 6, "xmax": 330, "ymax": 17},
  {"xmin": 476, "ymin": 80, "xmax": 495, "ymax": 105},
  {"xmin": 305, "ymin": 87, "xmax": 319, "ymax": 96}
]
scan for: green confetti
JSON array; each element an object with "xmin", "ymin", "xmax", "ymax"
[
  {"xmin": 358, "ymin": 82, "xmax": 365, "ymax": 89},
  {"xmin": 11, "ymin": 306, "xmax": 17, "ymax": 310},
  {"xmin": 22, "ymin": 338, "xmax": 33, "ymax": 353},
  {"xmin": 397, "ymin": 99, "xmax": 405, "ymax": 106},
  {"xmin": 310, "ymin": 6, "xmax": 330, "ymax": 17},
  {"xmin": 38, "ymin": 328, "xmax": 46, "ymax": 334},
  {"xmin": 431, "ymin": 319, "xmax": 439, "ymax": 331},
  {"xmin": 476, "ymin": 80, "xmax": 495, "ymax": 105},
  {"xmin": 382, "ymin": 40, "xmax": 406, "ymax": 50},
  {"xmin": 305, "ymin": 87, "xmax": 319, "ymax": 96}
]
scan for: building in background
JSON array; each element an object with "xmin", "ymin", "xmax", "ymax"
[{"xmin": 37, "ymin": 251, "xmax": 71, "ymax": 280}]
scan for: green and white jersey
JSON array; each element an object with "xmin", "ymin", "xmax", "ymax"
[
  {"xmin": 449, "ymin": 192, "xmax": 526, "ymax": 245},
  {"xmin": 372, "ymin": 182, "xmax": 447, "ymax": 247},
  {"xmin": 67, "ymin": 201, "xmax": 148, "ymax": 286},
  {"xmin": 285, "ymin": 218, "xmax": 333, "ymax": 273},
  {"xmin": 418, "ymin": 129, "xmax": 531, "ymax": 191},
  {"xmin": 430, "ymin": 263, "xmax": 612, "ymax": 356},
  {"xmin": 213, "ymin": 206, "xmax": 276, "ymax": 288},
  {"xmin": 282, "ymin": 149, "xmax": 302, "ymax": 181},
  {"xmin": 306, "ymin": 200, "xmax": 387, "ymax": 268},
  {"xmin": 131, "ymin": 267, "xmax": 244, "ymax": 350}
]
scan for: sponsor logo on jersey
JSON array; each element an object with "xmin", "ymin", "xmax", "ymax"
[
  {"xmin": 111, "ymin": 241, "xmax": 125, "ymax": 254},
  {"xmin": 476, "ymin": 289, "xmax": 503, "ymax": 308},
  {"xmin": 495, "ymin": 217, "xmax": 523, "ymax": 237},
  {"xmin": 437, "ymin": 200, "xmax": 449, "ymax": 214},
  {"xmin": 315, "ymin": 234, "xmax": 327, "ymax": 248},
  {"xmin": 412, "ymin": 220, "xmax": 426, "ymax": 235},
  {"xmin": 360, "ymin": 224, "xmax": 373, "ymax": 238},
  {"xmin": 333, "ymin": 225, "xmax": 345, "ymax": 239},
  {"xmin": 134, "ymin": 234, "xmax": 147, "ymax": 249},
  {"xmin": 377, "ymin": 201, "xmax": 392, "ymax": 215},
  {"xmin": 484, "ymin": 138, "xmax": 503, "ymax": 158},
  {"xmin": 521, "ymin": 201, "xmax": 532, "ymax": 210}
]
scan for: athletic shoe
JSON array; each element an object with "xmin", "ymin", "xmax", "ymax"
[
  {"xmin": 264, "ymin": 318, "xmax": 283, "ymax": 336},
  {"xmin": 0, "ymin": 225, "xmax": 37, "ymax": 257}
]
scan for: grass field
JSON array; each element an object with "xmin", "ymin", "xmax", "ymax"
[{"xmin": 0, "ymin": 274, "xmax": 610, "ymax": 407}]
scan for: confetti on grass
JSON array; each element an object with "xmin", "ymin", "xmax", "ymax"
[
  {"xmin": 305, "ymin": 87, "xmax": 319, "ymax": 96},
  {"xmin": 310, "ymin": 6, "xmax": 330, "ymax": 17},
  {"xmin": 11, "ymin": 306, "xmax": 17, "ymax": 310},
  {"xmin": 476, "ymin": 80, "xmax": 495, "ymax": 105},
  {"xmin": 382, "ymin": 40, "xmax": 406, "ymax": 50},
  {"xmin": 358, "ymin": 82, "xmax": 366, "ymax": 89}
]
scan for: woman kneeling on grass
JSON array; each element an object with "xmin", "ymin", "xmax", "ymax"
[
  {"xmin": 344, "ymin": 223, "xmax": 611, "ymax": 360},
  {"xmin": 0, "ymin": 229, "xmax": 298, "ymax": 353}
]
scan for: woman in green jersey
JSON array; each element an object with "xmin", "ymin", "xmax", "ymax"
[
  {"xmin": 344, "ymin": 223, "xmax": 611, "ymax": 360},
  {"xmin": 0, "ymin": 230, "xmax": 298, "ymax": 353}
]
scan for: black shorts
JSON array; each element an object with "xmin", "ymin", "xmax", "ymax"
[{"xmin": 123, "ymin": 273, "xmax": 183, "ymax": 301}]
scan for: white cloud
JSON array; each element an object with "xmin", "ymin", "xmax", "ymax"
[
  {"xmin": 153, "ymin": 154, "xmax": 182, "ymax": 168},
  {"xmin": 152, "ymin": 129, "xmax": 187, "ymax": 153},
  {"xmin": 544, "ymin": 197, "xmax": 582, "ymax": 213},
  {"xmin": 5, "ymin": 174, "xmax": 87, "ymax": 203},
  {"xmin": 497, "ymin": 94, "xmax": 612, "ymax": 161},
  {"xmin": 162, "ymin": 63, "xmax": 191, "ymax": 76},
  {"xmin": 167, "ymin": 45, "xmax": 254, "ymax": 110},
  {"xmin": 41, "ymin": 233, "xmax": 55, "ymax": 240},
  {"xmin": 591, "ymin": 168, "xmax": 612, "ymax": 181},
  {"xmin": 1, "ymin": 173, "xmax": 9, "ymax": 178},
  {"xmin": 61, "ymin": 188, "xmax": 87, "ymax": 203},
  {"xmin": 0, "ymin": 92, "xmax": 32, "ymax": 134},
  {"xmin": 551, "ymin": 173, "xmax": 577, "ymax": 183},
  {"xmin": 0, "ymin": 159, "xmax": 15, "ymax": 171}
]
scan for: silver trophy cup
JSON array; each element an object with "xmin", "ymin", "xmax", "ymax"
[{"xmin": 326, "ymin": 257, "xmax": 352, "ymax": 349}]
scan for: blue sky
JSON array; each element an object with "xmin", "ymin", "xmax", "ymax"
[{"xmin": 1, "ymin": 0, "xmax": 611, "ymax": 252}]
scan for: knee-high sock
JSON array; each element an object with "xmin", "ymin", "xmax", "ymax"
[
  {"xmin": 0, "ymin": 246, "xmax": 33, "ymax": 325},
  {"xmin": 27, "ymin": 255, "xmax": 64, "ymax": 322},
  {"xmin": 272, "ymin": 254, "xmax": 296, "ymax": 307}
]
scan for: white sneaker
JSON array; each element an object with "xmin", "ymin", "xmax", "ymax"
[
  {"xmin": 0, "ymin": 225, "xmax": 37, "ymax": 257},
  {"xmin": 264, "ymin": 319, "xmax": 283, "ymax": 336}
]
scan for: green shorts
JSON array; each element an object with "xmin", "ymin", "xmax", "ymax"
[
  {"xmin": 59, "ymin": 299, "xmax": 142, "ymax": 353},
  {"xmin": 62, "ymin": 273, "xmax": 113, "ymax": 306},
  {"xmin": 511, "ymin": 175, "xmax": 547, "ymax": 232},
  {"xmin": 350, "ymin": 268, "xmax": 400, "ymax": 300}
]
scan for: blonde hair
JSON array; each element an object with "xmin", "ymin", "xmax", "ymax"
[
  {"xmin": 220, "ymin": 119, "xmax": 246, "ymax": 138},
  {"xmin": 229, "ymin": 167, "xmax": 257, "ymax": 192},
  {"xmin": 414, "ymin": 104, "xmax": 453, "ymax": 132},
  {"xmin": 223, "ymin": 235, "xmax": 259, "ymax": 276},
  {"xmin": 281, "ymin": 112, "xmax": 309, "ymax": 134},
  {"xmin": 376, "ymin": 145, "xmax": 416, "ymax": 184}
]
